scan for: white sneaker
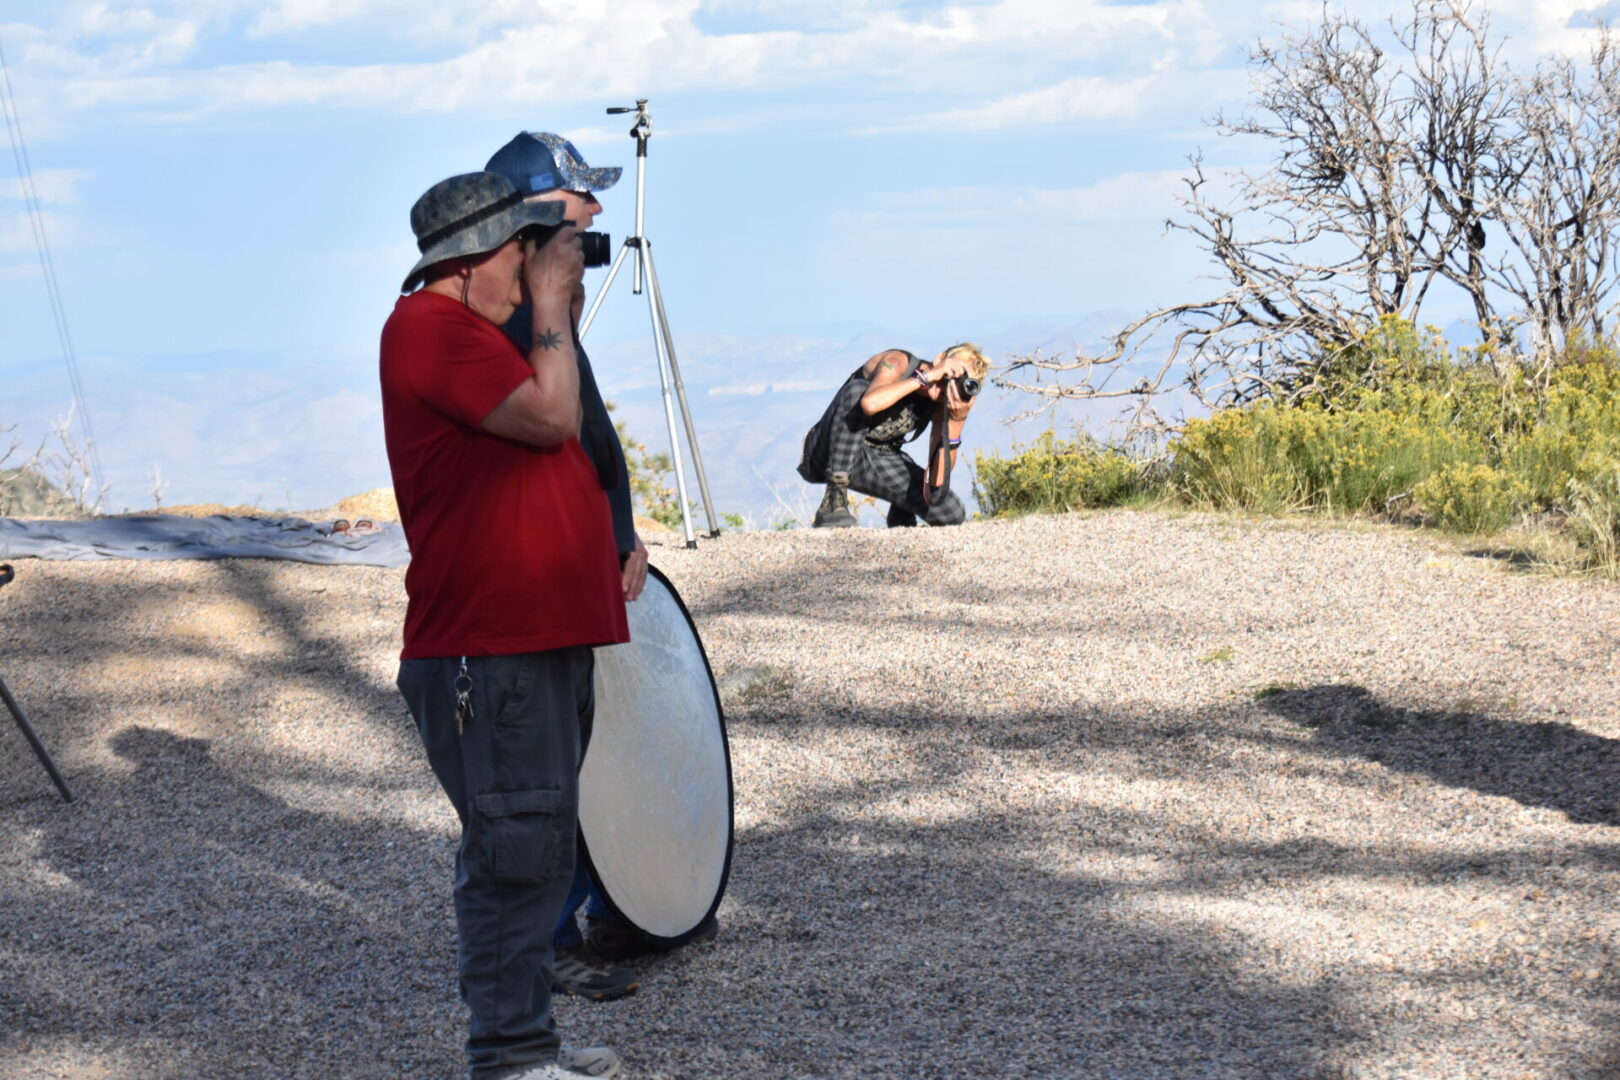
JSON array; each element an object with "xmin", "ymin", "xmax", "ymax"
[
  {"xmin": 498, "ymin": 1046, "xmax": 622, "ymax": 1079},
  {"xmin": 559, "ymin": 1045, "xmax": 621, "ymax": 1078}
]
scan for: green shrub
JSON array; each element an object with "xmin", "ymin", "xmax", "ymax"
[
  {"xmin": 1412, "ymin": 463, "xmax": 1530, "ymax": 533},
  {"xmin": 1171, "ymin": 400, "xmax": 1475, "ymax": 514},
  {"xmin": 1170, "ymin": 319, "xmax": 1620, "ymax": 538},
  {"xmin": 1501, "ymin": 362, "xmax": 1620, "ymax": 505},
  {"xmin": 1564, "ymin": 459, "xmax": 1620, "ymax": 575},
  {"xmin": 608, "ymin": 400, "xmax": 687, "ymax": 529},
  {"xmin": 982, "ymin": 319, "xmax": 1620, "ymax": 569},
  {"xmin": 974, "ymin": 431, "xmax": 1148, "ymax": 516}
]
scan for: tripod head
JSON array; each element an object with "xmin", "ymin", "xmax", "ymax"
[{"xmin": 607, "ymin": 99, "xmax": 652, "ymax": 156}]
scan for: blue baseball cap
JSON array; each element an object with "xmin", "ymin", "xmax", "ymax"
[{"xmin": 485, "ymin": 132, "xmax": 623, "ymax": 195}]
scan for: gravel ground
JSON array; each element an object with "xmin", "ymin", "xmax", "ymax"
[{"xmin": 2, "ymin": 510, "xmax": 1619, "ymax": 1080}]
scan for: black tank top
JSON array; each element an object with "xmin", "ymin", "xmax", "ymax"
[{"xmin": 862, "ymin": 350, "xmax": 933, "ymax": 448}]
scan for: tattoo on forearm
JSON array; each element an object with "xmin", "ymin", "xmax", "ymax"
[{"xmin": 536, "ymin": 329, "xmax": 563, "ymax": 350}]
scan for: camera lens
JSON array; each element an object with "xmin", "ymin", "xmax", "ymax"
[
  {"xmin": 580, "ymin": 231, "xmax": 612, "ymax": 268},
  {"xmin": 955, "ymin": 376, "xmax": 981, "ymax": 399}
]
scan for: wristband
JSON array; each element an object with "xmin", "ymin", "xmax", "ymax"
[
  {"xmin": 948, "ymin": 437, "xmax": 962, "ymax": 448},
  {"xmin": 912, "ymin": 369, "xmax": 931, "ymax": 389}
]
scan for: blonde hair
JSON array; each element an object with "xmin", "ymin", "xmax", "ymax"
[{"xmin": 941, "ymin": 342, "xmax": 990, "ymax": 380}]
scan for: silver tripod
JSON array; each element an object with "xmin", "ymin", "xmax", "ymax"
[{"xmin": 578, "ymin": 99, "xmax": 719, "ymax": 548}]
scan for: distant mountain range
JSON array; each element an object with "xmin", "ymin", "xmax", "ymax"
[{"xmin": 4, "ymin": 313, "xmax": 1183, "ymax": 523}]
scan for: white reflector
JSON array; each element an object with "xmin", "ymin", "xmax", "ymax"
[{"xmin": 581, "ymin": 566, "xmax": 733, "ymax": 940}]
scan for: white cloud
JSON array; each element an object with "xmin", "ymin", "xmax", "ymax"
[
  {"xmin": 70, "ymin": 3, "xmax": 200, "ymax": 73},
  {"xmin": 0, "ymin": 169, "xmax": 93, "ymax": 205},
  {"xmin": 904, "ymin": 73, "xmax": 1162, "ymax": 128},
  {"xmin": 14, "ymin": 0, "xmax": 1226, "ymax": 122},
  {"xmin": 850, "ymin": 169, "xmax": 1195, "ymax": 229},
  {"xmin": 247, "ymin": 0, "xmax": 383, "ymax": 36},
  {"xmin": 6, "ymin": 0, "xmax": 1608, "ymax": 131},
  {"xmin": 0, "ymin": 208, "xmax": 66, "ymax": 258}
]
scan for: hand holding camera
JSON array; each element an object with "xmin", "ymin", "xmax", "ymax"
[
  {"xmin": 521, "ymin": 223, "xmax": 585, "ymax": 310},
  {"xmin": 919, "ymin": 356, "xmax": 982, "ymax": 403},
  {"xmin": 944, "ymin": 377, "xmax": 975, "ymax": 421}
]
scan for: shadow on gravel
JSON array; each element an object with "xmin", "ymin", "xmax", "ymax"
[
  {"xmin": 0, "ymin": 559, "xmax": 416, "ymax": 801},
  {"xmin": 1258, "ymin": 683, "xmax": 1620, "ymax": 826},
  {"xmin": 714, "ymin": 770, "xmax": 1359, "ymax": 1079},
  {"xmin": 1463, "ymin": 545, "xmax": 1541, "ymax": 572},
  {"xmin": 0, "ymin": 725, "xmax": 463, "ymax": 1080},
  {"xmin": 5, "ymin": 549, "xmax": 1618, "ymax": 1079}
]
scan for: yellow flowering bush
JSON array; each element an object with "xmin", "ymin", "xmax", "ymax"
[
  {"xmin": 1564, "ymin": 457, "xmax": 1620, "ymax": 575},
  {"xmin": 981, "ymin": 319, "xmax": 1620, "ymax": 570},
  {"xmin": 1412, "ymin": 463, "xmax": 1531, "ymax": 533},
  {"xmin": 973, "ymin": 431, "xmax": 1144, "ymax": 516},
  {"xmin": 1173, "ymin": 399, "xmax": 1475, "ymax": 513}
]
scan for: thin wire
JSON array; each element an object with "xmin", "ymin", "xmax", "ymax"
[{"xmin": 0, "ymin": 36, "xmax": 105, "ymax": 501}]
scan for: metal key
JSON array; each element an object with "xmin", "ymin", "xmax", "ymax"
[{"xmin": 454, "ymin": 657, "xmax": 473, "ymax": 735}]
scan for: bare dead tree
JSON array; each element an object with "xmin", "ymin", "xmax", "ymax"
[
  {"xmin": 0, "ymin": 422, "xmax": 20, "ymax": 513},
  {"xmin": 1001, "ymin": 0, "xmax": 1619, "ymax": 433},
  {"xmin": 1487, "ymin": 36, "xmax": 1620, "ymax": 372},
  {"xmin": 1405, "ymin": 2, "xmax": 1515, "ymax": 334},
  {"xmin": 30, "ymin": 406, "xmax": 107, "ymax": 516}
]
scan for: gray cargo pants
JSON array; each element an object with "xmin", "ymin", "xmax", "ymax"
[{"xmin": 397, "ymin": 647, "xmax": 595, "ymax": 1078}]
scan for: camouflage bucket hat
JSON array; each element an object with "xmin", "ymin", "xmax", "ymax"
[
  {"xmin": 401, "ymin": 171, "xmax": 566, "ymax": 292},
  {"xmin": 485, "ymin": 132, "xmax": 622, "ymax": 195}
]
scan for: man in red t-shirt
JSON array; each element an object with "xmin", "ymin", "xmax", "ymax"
[{"xmin": 383, "ymin": 171, "xmax": 629, "ymax": 1080}]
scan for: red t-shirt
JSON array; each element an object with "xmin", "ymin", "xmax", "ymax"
[{"xmin": 380, "ymin": 290, "xmax": 629, "ymax": 659}]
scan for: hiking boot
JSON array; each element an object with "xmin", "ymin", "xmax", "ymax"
[
  {"xmin": 585, "ymin": 912, "xmax": 720, "ymax": 963},
  {"xmin": 551, "ymin": 943, "xmax": 638, "ymax": 1002},
  {"xmin": 886, "ymin": 504, "xmax": 918, "ymax": 528},
  {"xmin": 494, "ymin": 1048, "xmax": 621, "ymax": 1079},
  {"xmin": 812, "ymin": 483, "xmax": 857, "ymax": 528}
]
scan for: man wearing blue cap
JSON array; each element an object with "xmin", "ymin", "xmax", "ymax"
[
  {"xmin": 486, "ymin": 132, "xmax": 648, "ymax": 607},
  {"xmin": 484, "ymin": 132, "xmax": 716, "ymax": 1003}
]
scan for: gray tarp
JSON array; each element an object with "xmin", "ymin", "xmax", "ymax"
[{"xmin": 0, "ymin": 515, "xmax": 410, "ymax": 567}]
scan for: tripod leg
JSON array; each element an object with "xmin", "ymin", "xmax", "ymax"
[
  {"xmin": 640, "ymin": 249, "xmax": 698, "ymax": 548},
  {"xmin": 0, "ymin": 674, "xmax": 75, "ymax": 803},
  {"xmin": 642, "ymin": 243, "xmax": 722, "ymax": 538},
  {"xmin": 578, "ymin": 240, "xmax": 635, "ymax": 340}
]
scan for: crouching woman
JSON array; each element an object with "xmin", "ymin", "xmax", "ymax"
[{"xmin": 797, "ymin": 343, "xmax": 989, "ymax": 528}]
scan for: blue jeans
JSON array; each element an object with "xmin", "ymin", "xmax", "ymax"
[
  {"xmin": 552, "ymin": 862, "xmax": 617, "ymax": 949},
  {"xmin": 398, "ymin": 648, "xmax": 594, "ymax": 1079}
]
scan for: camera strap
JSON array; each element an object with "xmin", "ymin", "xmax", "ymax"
[{"xmin": 923, "ymin": 402, "xmax": 953, "ymax": 508}]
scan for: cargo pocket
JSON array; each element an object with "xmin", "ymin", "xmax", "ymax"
[
  {"xmin": 489, "ymin": 653, "xmax": 538, "ymax": 728},
  {"xmin": 473, "ymin": 788, "xmax": 564, "ymax": 884}
]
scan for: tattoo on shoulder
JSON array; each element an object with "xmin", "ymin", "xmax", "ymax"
[
  {"xmin": 535, "ymin": 329, "xmax": 563, "ymax": 350},
  {"xmin": 876, "ymin": 352, "xmax": 904, "ymax": 376}
]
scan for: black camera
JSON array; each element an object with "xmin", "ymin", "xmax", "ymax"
[
  {"xmin": 952, "ymin": 376, "xmax": 982, "ymax": 399},
  {"xmin": 517, "ymin": 226, "xmax": 611, "ymax": 269},
  {"xmin": 580, "ymin": 231, "xmax": 612, "ymax": 269}
]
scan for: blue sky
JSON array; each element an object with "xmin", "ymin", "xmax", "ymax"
[{"xmin": 0, "ymin": 0, "xmax": 1605, "ymax": 521}]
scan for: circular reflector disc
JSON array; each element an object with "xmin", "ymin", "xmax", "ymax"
[{"xmin": 580, "ymin": 566, "xmax": 733, "ymax": 940}]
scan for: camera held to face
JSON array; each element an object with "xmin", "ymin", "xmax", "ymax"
[
  {"xmin": 580, "ymin": 231, "xmax": 612, "ymax": 269},
  {"xmin": 952, "ymin": 375, "xmax": 981, "ymax": 399},
  {"xmin": 516, "ymin": 226, "xmax": 612, "ymax": 270}
]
